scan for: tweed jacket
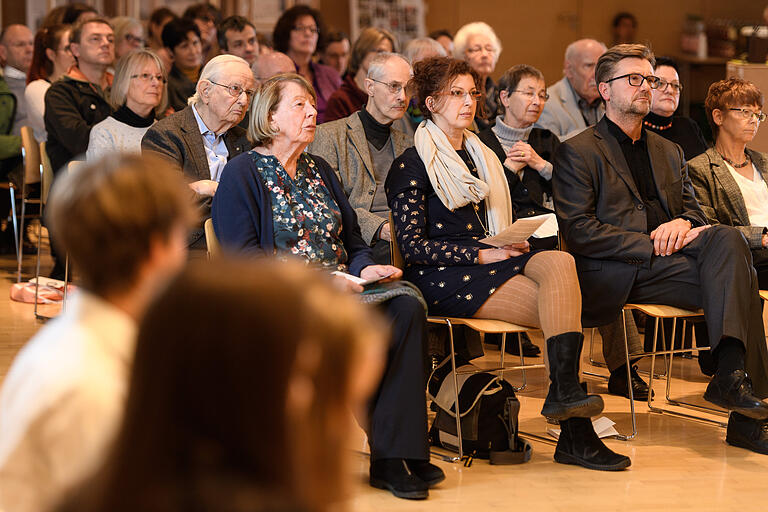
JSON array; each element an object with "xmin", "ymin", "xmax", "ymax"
[
  {"xmin": 535, "ymin": 77, "xmax": 604, "ymax": 141},
  {"xmin": 688, "ymin": 147, "xmax": 768, "ymax": 249},
  {"xmin": 141, "ymin": 105, "xmax": 252, "ymax": 245},
  {"xmin": 553, "ymin": 117, "xmax": 708, "ymax": 327},
  {"xmin": 307, "ymin": 111, "xmax": 412, "ymax": 244}
]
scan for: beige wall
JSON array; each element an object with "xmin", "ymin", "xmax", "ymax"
[{"xmin": 322, "ymin": 0, "xmax": 764, "ymax": 85}]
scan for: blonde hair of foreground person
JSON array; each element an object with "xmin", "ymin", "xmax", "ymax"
[{"xmin": 54, "ymin": 257, "xmax": 388, "ymax": 512}]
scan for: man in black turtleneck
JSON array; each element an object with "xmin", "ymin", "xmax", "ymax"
[{"xmin": 309, "ymin": 52, "xmax": 413, "ymax": 264}]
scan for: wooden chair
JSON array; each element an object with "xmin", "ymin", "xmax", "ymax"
[
  {"xmin": 760, "ymin": 290, "xmax": 768, "ymax": 301},
  {"xmin": 33, "ymin": 143, "xmax": 55, "ymax": 320},
  {"xmin": 388, "ymin": 213, "xmax": 545, "ymax": 460},
  {"xmin": 16, "ymin": 126, "xmax": 42, "ymax": 282},
  {"xmin": 204, "ymin": 218, "xmax": 221, "ymax": 259}
]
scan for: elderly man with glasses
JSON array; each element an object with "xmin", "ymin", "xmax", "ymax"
[
  {"xmin": 142, "ymin": 54, "xmax": 254, "ymax": 251},
  {"xmin": 553, "ymin": 44, "xmax": 768, "ymax": 456},
  {"xmin": 308, "ymin": 52, "xmax": 412, "ymax": 264}
]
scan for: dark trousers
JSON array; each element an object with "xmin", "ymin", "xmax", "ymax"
[
  {"xmin": 625, "ymin": 225, "xmax": 768, "ymax": 397},
  {"xmin": 366, "ymin": 295, "xmax": 430, "ymax": 461},
  {"xmin": 753, "ymin": 248, "xmax": 768, "ymax": 290},
  {"xmin": 371, "ymin": 238, "xmax": 392, "ymax": 265}
]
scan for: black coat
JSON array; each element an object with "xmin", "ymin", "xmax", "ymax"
[
  {"xmin": 478, "ymin": 126, "xmax": 559, "ymax": 219},
  {"xmin": 43, "ymin": 76, "xmax": 112, "ymax": 174},
  {"xmin": 552, "ymin": 117, "xmax": 708, "ymax": 327},
  {"xmin": 167, "ymin": 65, "xmax": 197, "ymax": 113}
]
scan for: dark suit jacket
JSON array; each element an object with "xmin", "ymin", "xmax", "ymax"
[
  {"xmin": 141, "ymin": 105, "xmax": 252, "ymax": 245},
  {"xmin": 552, "ymin": 117, "xmax": 708, "ymax": 327},
  {"xmin": 688, "ymin": 147, "xmax": 768, "ymax": 249}
]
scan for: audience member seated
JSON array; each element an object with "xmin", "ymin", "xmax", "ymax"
[
  {"xmin": 183, "ymin": 2, "xmax": 221, "ymax": 65},
  {"xmin": 478, "ymin": 64, "xmax": 559, "ymax": 246},
  {"xmin": 272, "ymin": 5, "xmax": 341, "ymax": 123},
  {"xmin": 553, "ymin": 44, "xmax": 768, "ymax": 456},
  {"xmin": 252, "ymin": 51, "xmax": 294, "ymax": 85},
  {"xmin": 385, "ymin": 57, "xmax": 630, "ymax": 471},
  {"xmin": 53, "ymin": 258, "xmax": 387, "ymax": 512},
  {"xmin": 142, "ymin": 54, "xmax": 253, "ymax": 250},
  {"xmin": 146, "ymin": 7, "xmax": 175, "ymax": 74},
  {"xmin": 162, "ymin": 18, "xmax": 203, "ymax": 112},
  {"xmin": 318, "ymin": 30, "xmax": 350, "ymax": 76},
  {"xmin": 644, "ymin": 56, "xmax": 707, "ymax": 161},
  {"xmin": 62, "ymin": 3, "xmax": 98, "ymax": 25},
  {"xmin": 309, "ymin": 53, "xmax": 413, "ymax": 264},
  {"xmin": 325, "ymin": 27, "xmax": 396, "ymax": 122},
  {"xmin": 111, "ymin": 17, "xmax": 144, "ymax": 60},
  {"xmin": 212, "ymin": 74, "xmax": 442, "ymax": 499},
  {"xmin": 537, "ymin": 38, "xmax": 607, "ymax": 140},
  {"xmin": 428, "ymin": 29, "xmax": 453, "ymax": 56},
  {"xmin": 0, "ymin": 64, "xmax": 22, "ymax": 254},
  {"xmin": 25, "ymin": 24, "xmax": 73, "ymax": 142},
  {"xmin": 87, "ymin": 50, "xmax": 166, "ymax": 161},
  {"xmin": 0, "ymin": 24, "xmax": 34, "ymax": 134},
  {"xmin": 0, "ymin": 153, "xmax": 195, "ymax": 512},
  {"xmin": 401, "ymin": 37, "xmax": 447, "ymax": 135},
  {"xmin": 689, "ymin": 78, "xmax": 768, "ymax": 288},
  {"xmin": 612, "ymin": 12, "xmax": 638, "ymax": 45},
  {"xmin": 218, "ymin": 15, "xmax": 259, "ymax": 67},
  {"xmin": 453, "ymin": 22, "xmax": 502, "ymax": 131}
]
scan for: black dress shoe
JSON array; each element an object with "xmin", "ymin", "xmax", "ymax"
[
  {"xmin": 370, "ymin": 459, "xmax": 428, "ymax": 500},
  {"xmin": 726, "ymin": 412, "xmax": 768, "ymax": 455},
  {"xmin": 608, "ymin": 364, "xmax": 653, "ymax": 401},
  {"xmin": 487, "ymin": 332, "xmax": 541, "ymax": 357},
  {"xmin": 406, "ymin": 459, "xmax": 445, "ymax": 487},
  {"xmin": 554, "ymin": 417, "xmax": 631, "ymax": 471},
  {"xmin": 703, "ymin": 370, "xmax": 768, "ymax": 419}
]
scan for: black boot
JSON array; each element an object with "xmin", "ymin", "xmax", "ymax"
[
  {"xmin": 541, "ymin": 332, "xmax": 604, "ymax": 420},
  {"xmin": 554, "ymin": 417, "xmax": 631, "ymax": 471},
  {"xmin": 370, "ymin": 459, "xmax": 428, "ymax": 500},
  {"xmin": 726, "ymin": 412, "xmax": 768, "ymax": 455},
  {"xmin": 406, "ymin": 459, "xmax": 445, "ymax": 487}
]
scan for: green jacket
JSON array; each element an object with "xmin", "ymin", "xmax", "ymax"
[{"xmin": 0, "ymin": 75, "xmax": 21, "ymax": 164}]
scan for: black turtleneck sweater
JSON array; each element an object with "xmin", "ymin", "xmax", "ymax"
[
  {"xmin": 111, "ymin": 104, "xmax": 156, "ymax": 128},
  {"xmin": 358, "ymin": 106, "xmax": 392, "ymax": 150},
  {"xmin": 643, "ymin": 111, "xmax": 708, "ymax": 162}
]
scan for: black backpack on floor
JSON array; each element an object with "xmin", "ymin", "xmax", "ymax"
[{"xmin": 427, "ymin": 355, "xmax": 532, "ymax": 464}]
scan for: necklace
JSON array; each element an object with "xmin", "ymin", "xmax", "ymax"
[
  {"xmin": 719, "ymin": 150, "xmax": 751, "ymax": 169},
  {"xmin": 472, "ymin": 202, "xmax": 490, "ymax": 238},
  {"xmin": 643, "ymin": 118, "xmax": 673, "ymax": 131}
]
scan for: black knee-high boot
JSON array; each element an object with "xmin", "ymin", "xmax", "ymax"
[{"xmin": 541, "ymin": 332, "xmax": 604, "ymax": 419}]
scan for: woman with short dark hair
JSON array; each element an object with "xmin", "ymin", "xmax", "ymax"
[
  {"xmin": 161, "ymin": 18, "xmax": 203, "ymax": 112},
  {"xmin": 272, "ymin": 5, "xmax": 341, "ymax": 123},
  {"xmin": 386, "ymin": 57, "xmax": 631, "ymax": 471}
]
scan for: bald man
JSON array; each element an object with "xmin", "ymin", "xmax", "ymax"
[
  {"xmin": 251, "ymin": 51, "xmax": 294, "ymax": 85},
  {"xmin": 0, "ymin": 24, "xmax": 34, "ymax": 135},
  {"xmin": 536, "ymin": 38, "xmax": 607, "ymax": 141}
]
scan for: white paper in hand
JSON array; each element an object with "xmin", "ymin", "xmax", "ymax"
[
  {"xmin": 479, "ymin": 216, "xmax": 548, "ymax": 247},
  {"xmin": 530, "ymin": 213, "xmax": 559, "ymax": 238}
]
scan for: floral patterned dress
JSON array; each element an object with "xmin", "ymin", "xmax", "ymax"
[
  {"xmin": 254, "ymin": 151, "xmax": 349, "ymax": 270},
  {"xmin": 385, "ymin": 147, "xmax": 536, "ymax": 317}
]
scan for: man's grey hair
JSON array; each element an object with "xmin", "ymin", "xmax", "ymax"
[
  {"xmin": 564, "ymin": 38, "xmax": 607, "ymax": 63},
  {"xmin": 366, "ymin": 52, "xmax": 411, "ymax": 82},
  {"xmin": 403, "ymin": 37, "xmax": 447, "ymax": 64},
  {"xmin": 189, "ymin": 53, "xmax": 250, "ymax": 106}
]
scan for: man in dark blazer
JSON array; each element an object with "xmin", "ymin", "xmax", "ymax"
[
  {"xmin": 142, "ymin": 54, "xmax": 253, "ymax": 249},
  {"xmin": 553, "ymin": 44, "xmax": 768, "ymax": 455}
]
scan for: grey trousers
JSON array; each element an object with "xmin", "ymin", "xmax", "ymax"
[{"xmin": 598, "ymin": 313, "xmax": 643, "ymax": 372}]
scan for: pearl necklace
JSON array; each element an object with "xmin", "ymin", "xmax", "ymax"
[{"xmin": 643, "ymin": 118, "xmax": 673, "ymax": 131}]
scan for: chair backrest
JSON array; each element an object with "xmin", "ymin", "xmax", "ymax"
[
  {"xmin": 204, "ymin": 218, "xmax": 221, "ymax": 259},
  {"xmin": 39, "ymin": 142, "xmax": 54, "ymax": 205},
  {"xmin": 67, "ymin": 160, "xmax": 83, "ymax": 174},
  {"xmin": 20, "ymin": 126, "xmax": 41, "ymax": 187},
  {"xmin": 388, "ymin": 212, "xmax": 405, "ymax": 270}
]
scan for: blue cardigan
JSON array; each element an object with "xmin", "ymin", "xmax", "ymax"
[{"xmin": 211, "ymin": 150, "xmax": 376, "ymax": 276}]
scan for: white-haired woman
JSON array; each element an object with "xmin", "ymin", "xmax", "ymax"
[
  {"xmin": 453, "ymin": 21, "xmax": 502, "ymax": 130},
  {"xmin": 86, "ymin": 50, "xmax": 167, "ymax": 161}
]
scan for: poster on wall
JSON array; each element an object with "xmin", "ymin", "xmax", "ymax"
[{"xmin": 350, "ymin": 0, "xmax": 426, "ymax": 47}]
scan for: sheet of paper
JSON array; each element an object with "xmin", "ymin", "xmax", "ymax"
[
  {"xmin": 331, "ymin": 271, "xmax": 394, "ymax": 286},
  {"xmin": 547, "ymin": 416, "xmax": 620, "ymax": 439},
  {"xmin": 530, "ymin": 213, "xmax": 559, "ymax": 239},
  {"xmin": 479, "ymin": 216, "xmax": 548, "ymax": 247}
]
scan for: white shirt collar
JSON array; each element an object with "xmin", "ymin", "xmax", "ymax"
[
  {"xmin": 3, "ymin": 65, "xmax": 26, "ymax": 80},
  {"xmin": 191, "ymin": 104, "xmax": 222, "ymax": 138}
]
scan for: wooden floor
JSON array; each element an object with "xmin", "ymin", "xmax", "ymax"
[{"xmin": 3, "ymin": 250, "xmax": 768, "ymax": 511}]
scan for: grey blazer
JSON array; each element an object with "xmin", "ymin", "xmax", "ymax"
[
  {"xmin": 141, "ymin": 105, "xmax": 252, "ymax": 245},
  {"xmin": 535, "ymin": 77, "xmax": 605, "ymax": 141},
  {"xmin": 688, "ymin": 147, "xmax": 768, "ymax": 249},
  {"xmin": 308, "ymin": 111, "xmax": 412, "ymax": 244}
]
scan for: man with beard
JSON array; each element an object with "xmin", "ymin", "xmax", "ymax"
[
  {"xmin": 308, "ymin": 52, "xmax": 412, "ymax": 264},
  {"xmin": 553, "ymin": 44, "xmax": 768, "ymax": 455}
]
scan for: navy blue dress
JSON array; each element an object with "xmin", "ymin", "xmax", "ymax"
[{"xmin": 385, "ymin": 146, "xmax": 536, "ymax": 317}]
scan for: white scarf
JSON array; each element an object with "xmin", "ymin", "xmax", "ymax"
[{"xmin": 414, "ymin": 119, "xmax": 514, "ymax": 235}]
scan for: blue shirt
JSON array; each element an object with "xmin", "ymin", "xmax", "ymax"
[{"xmin": 191, "ymin": 104, "xmax": 229, "ymax": 181}]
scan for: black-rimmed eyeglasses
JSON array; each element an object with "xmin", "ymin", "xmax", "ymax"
[{"xmin": 604, "ymin": 73, "xmax": 662, "ymax": 89}]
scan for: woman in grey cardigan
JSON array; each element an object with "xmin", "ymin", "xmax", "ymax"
[
  {"xmin": 688, "ymin": 77, "xmax": 768, "ymax": 287},
  {"xmin": 86, "ymin": 50, "xmax": 166, "ymax": 161}
]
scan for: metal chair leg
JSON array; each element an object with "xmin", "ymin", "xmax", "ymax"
[
  {"xmin": 614, "ymin": 308, "xmax": 637, "ymax": 441},
  {"xmin": 446, "ymin": 319, "xmax": 463, "ymax": 462},
  {"xmin": 16, "ymin": 191, "xmax": 26, "ymax": 283},
  {"xmin": 588, "ymin": 326, "xmax": 607, "ymax": 368},
  {"xmin": 62, "ymin": 253, "xmax": 69, "ymax": 311},
  {"xmin": 9, "ymin": 186, "xmax": 19, "ymax": 262}
]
